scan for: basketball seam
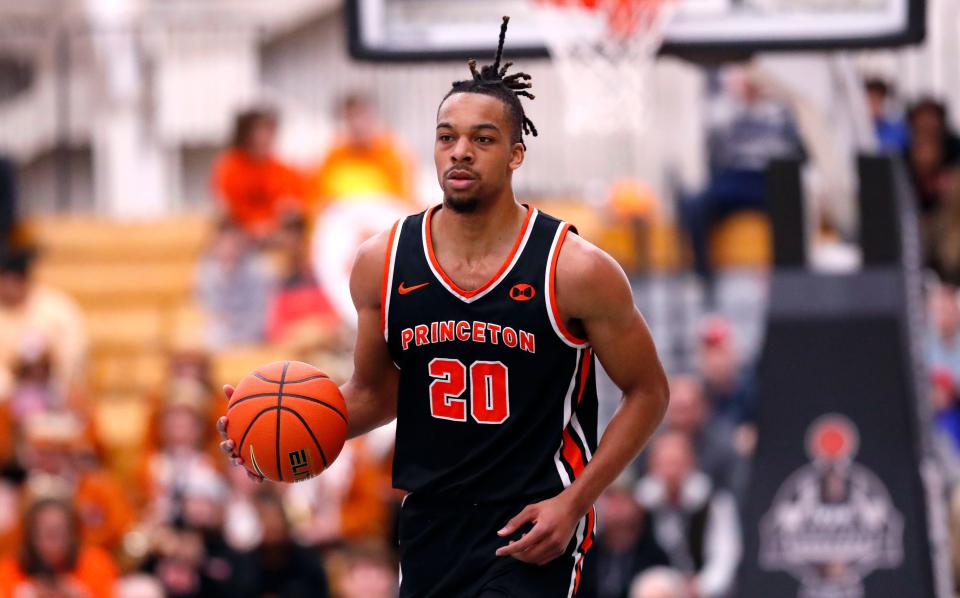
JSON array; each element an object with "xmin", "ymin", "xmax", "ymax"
[
  {"xmin": 238, "ymin": 408, "xmax": 277, "ymax": 460},
  {"xmin": 280, "ymin": 406, "xmax": 329, "ymax": 468},
  {"xmin": 229, "ymin": 392, "xmax": 348, "ymax": 424},
  {"xmin": 276, "ymin": 361, "xmax": 290, "ymax": 482},
  {"xmin": 253, "ymin": 372, "xmax": 328, "ymax": 385}
]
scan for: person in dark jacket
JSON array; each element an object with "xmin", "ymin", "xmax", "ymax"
[
  {"xmin": 578, "ymin": 476, "xmax": 669, "ymax": 598},
  {"xmin": 247, "ymin": 491, "xmax": 329, "ymax": 598}
]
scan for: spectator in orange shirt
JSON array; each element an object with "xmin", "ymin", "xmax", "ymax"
[
  {"xmin": 19, "ymin": 412, "xmax": 134, "ymax": 553},
  {"xmin": 0, "ymin": 498, "xmax": 117, "ymax": 598},
  {"xmin": 212, "ymin": 107, "xmax": 306, "ymax": 240},
  {"xmin": 308, "ymin": 93, "xmax": 415, "ymax": 210}
]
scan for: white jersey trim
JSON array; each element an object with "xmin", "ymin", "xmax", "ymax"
[
  {"xmin": 383, "ymin": 216, "xmax": 406, "ymax": 342},
  {"xmin": 553, "ymin": 348, "xmax": 582, "ymax": 488},
  {"xmin": 545, "ymin": 224, "xmax": 590, "ymax": 349}
]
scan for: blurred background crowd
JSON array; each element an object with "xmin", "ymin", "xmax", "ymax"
[{"xmin": 1, "ymin": 1, "xmax": 960, "ymax": 597}]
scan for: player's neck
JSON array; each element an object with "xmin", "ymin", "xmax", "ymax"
[{"xmin": 435, "ymin": 194, "xmax": 526, "ymax": 261}]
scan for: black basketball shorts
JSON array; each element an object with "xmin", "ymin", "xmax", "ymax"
[{"xmin": 398, "ymin": 494, "xmax": 591, "ymax": 597}]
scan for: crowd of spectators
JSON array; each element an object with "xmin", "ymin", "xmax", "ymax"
[{"xmin": 1, "ymin": 74, "xmax": 960, "ymax": 598}]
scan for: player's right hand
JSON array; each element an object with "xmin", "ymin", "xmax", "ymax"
[{"xmin": 217, "ymin": 385, "xmax": 264, "ymax": 483}]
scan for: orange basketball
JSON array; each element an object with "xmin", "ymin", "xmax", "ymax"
[{"xmin": 226, "ymin": 361, "xmax": 348, "ymax": 483}]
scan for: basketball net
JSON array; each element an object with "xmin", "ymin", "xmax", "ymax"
[{"xmin": 530, "ymin": 0, "xmax": 676, "ymax": 136}]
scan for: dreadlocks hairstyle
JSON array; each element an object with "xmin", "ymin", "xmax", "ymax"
[{"xmin": 442, "ymin": 16, "xmax": 538, "ymax": 149}]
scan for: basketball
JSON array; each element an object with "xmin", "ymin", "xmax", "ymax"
[{"xmin": 226, "ymin": 361, "xmax": 348, "ymax": 483}]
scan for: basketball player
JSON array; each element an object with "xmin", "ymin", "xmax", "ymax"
[{"xmin": 219, "ymin": 17, "xmax": 668, "ymax": 597}]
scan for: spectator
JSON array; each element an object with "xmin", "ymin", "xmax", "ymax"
[
  {"xmin": 864, "ymin": 78, "xmax": 909, "ymax": 153},
  {"xmin": 930, "ymin": 367, "xmax": 960, "ymax": 452},
  {"xmin": 7, "ymin": 340, "xmax": 63, "ymax": 426},
  {"xmin": 927, "ymin": 282, "xmax": 960, "ymax": 388},
  {"xmin": 265, "ymin": 214, "xmax": 339, "ymax": 346},
  {"xmin": 578, "ymin": 475, "xmax": 669, "ymax": 598},
  {"xmin": 308, "ymin": 93, "xmax": 415, "ymax": 210},
  {"xmin": 289, "ymin": 436, "xmax": 394, "ymax": 546},
  {"xmin": 222, "ymin": 464, "xmax": 264, "ymax": 552},
  {"xmin": 697, "ymin": 316, "xmax": 756, "ymax": 428},
  {"xmin": 629, "ymin": 567, "xmax": 690, "ymax": 598},
  {"xmin": 212, "ymin": 107, "xmax": 307, "ymax": 240},
  {"xmin": 928, "ymin": 176, "xmax": 960, "ymax": 286},
  {"xmin": 196, "ymin": 221, "xmax": 274, "ymax": 349},
  {"xmin": 0, "ymin": 246, "xmax": 87, "ymax": 403},
  {"xmin": 679, "ymin": 67, "xmax": 804, "ymax": 297},
  {"xmin": 636, "ymin": 432, "xmax": 741, "ymax": 598},
  {"xmin": 247, "ymin": 491, "xmax": 329, "ymax": 598},
  {"xmin": 663, "ymin": 375, "xmax": 741, "ymax": 493},
  {"xmin": 336, "ymin": 543, "xmax": 397, "ymax": 598},
  {"xmin": 0, "ymin": 498, "xmax": 117, "ymax": 598},
  {"xmin": 142, "ymin": 470, "xmax": 252, "ymax": 598},
  {"xmin": 0, "ymin": 463, "xmax": 25, "ymax": 562},
  {"xmin": 928, "ymin": 367, "xmax": 960, "ymax": 487},
  {"xmin": 0, "ymin": 156, "xmax": 15, "ymax": 251},
  {"xmin": 142, "ymin": 524, "xmax": 207, "ymax": 598},
  {"xmin": 137, "ymin": 379, "xmax": 224, "ymax": 524},
  {"xmin": 165, "ymin": 350, "xmax": 226, "ymax": 456},
  {"xmin": 905, "ymin": 98, "xmax": 960, "ymax": 219},
  {"xmin": 20, "ymin": 412, "xmax": 135, "ymax": 553}
]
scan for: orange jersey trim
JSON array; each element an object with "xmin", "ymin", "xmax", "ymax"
[
  {"xmin": 424, "ymin": 204, "xmax": 535, "ymax": 299},
  {"xmin": 549, "ymin": 224, "xmax": 589, "ymax": 346}
]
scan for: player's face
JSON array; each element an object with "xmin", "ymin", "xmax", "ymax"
[{"xmin": 435, "ymin": 93, "xmax": 524, "ymax": 213}]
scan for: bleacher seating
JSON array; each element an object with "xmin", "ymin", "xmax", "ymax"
[
  {"xmin": 534, "ymin": 199, "xmax": 771, "ymax": 271},
  {"xmin": 22, "ymin": 208, "xmax": 769, "ymax": 477}
]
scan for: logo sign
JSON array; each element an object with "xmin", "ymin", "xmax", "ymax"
[
  {"xmin": 760, "ymin": 414, "xmax": 904, "ymax": 598},
  {"xmin": 510, "ymin": 284, "xmax": 536, "ymax": 302},
  {"xmin": 288, "ymin": 448, "xmax": 312, "ymax": 481}
]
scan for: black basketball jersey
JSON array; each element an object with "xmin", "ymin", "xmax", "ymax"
[{"xmin": 383, "ymin": 205, "xmax": 599, "ymax": 504}]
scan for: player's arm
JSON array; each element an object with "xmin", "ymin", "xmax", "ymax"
[
  {"xmin": 497, "ymin": 233, "xmax": 669, "ymax": 564},
  {"xmin": 218, "ymin": 230, "xmax": 400, "ymax": 475},
  {"xmin": 340, "ymin": 232, "xmax": 401, "ymax": 438}
]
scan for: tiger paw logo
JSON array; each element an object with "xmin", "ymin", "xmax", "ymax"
[
  {"xmin": 510, "ymin": 284, "xmax": 536, "ymax": 302},
  {"xmin": 760, "ymin": 414, "xmax": 903, "ymax": 598}
]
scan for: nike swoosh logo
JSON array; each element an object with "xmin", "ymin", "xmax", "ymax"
[{"xmin": 398, "ymin": 282, "xmax": 430, "ymax": 295}]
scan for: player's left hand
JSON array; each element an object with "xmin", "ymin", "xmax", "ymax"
[{"xmin": 495, "ymin": 494, "xmax": 581, "ymax": 565}]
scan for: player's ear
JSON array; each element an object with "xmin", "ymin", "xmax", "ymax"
[{"xmin": 509, "ymin": 142, "xmax": 525, "ymax": 170}]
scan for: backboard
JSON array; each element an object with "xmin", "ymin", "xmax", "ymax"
[{"xmin": 346, "ymin": 0, "xmax": 925, "ymax": 62}]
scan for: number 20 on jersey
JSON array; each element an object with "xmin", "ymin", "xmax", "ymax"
[{"xmin": 428, "ymin": 358, "xmax": 509, "ymax": 424}]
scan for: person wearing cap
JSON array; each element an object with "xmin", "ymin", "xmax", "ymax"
[
  {"xmin": 697, "ymin": 315, "xmax": 756, "ymax": 428},
  {"xmin": 0, "ymin": 246, "xmax": 87, "ymax": 403}
]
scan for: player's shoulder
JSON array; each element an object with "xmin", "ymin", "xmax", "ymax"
[
  {"xmin": 555, "ymin": 225, "xmax": 621, "ymax": 283},
  {"xmin": 552, "ymin": 220, "xmax": 633, "ymax": 317},
  {"xmin": 354, "ymin": 226, "xmax": 394, "ymax": 269},
  {"xmin": 351, "ymin": 220, "xmax": 404, "ymax": 308}
]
